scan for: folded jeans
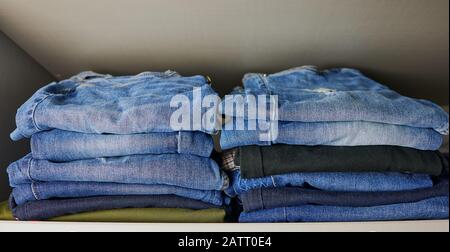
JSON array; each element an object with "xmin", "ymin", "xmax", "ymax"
[
  {"xmin": 241, "ymin": 176, "xmax": 449, "ymax": 212},
  {"xmin": 239, "ymin": 197, "xmax": 449, "ymax": 223},
  {"xmin": 226, "ymin": 170, "xmax": 434, "ymax": 197},
  {"xmin": 31, "ymin": 130, "xmax": 214, "ymax": 161},
  {"xmin": 8, "ymin": 153, "xmax": 228, "ymax": 191},
  {"xmin": 9, "ymin": 194, "xmax": 221, "ymax": 221},
  {"xmin": 220, "ymin": 120, "xmax": 444, "ymax": 151},
  {"xmin": 220, "ymin": 67, "xmax": 449, "ymax": 135},
  {"xmin": 11, "ymin": 71, "xmax": 219, "ymax": 140},
  {"xmin": 236, "ymin": 145, "xmax": 447, "ymax": 178},
  {"xmin": 12, "ymin": 182, "xmax": 227, "ymax": 206}
]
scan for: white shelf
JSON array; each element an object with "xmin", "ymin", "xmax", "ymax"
[{"xmin": 0, "ymin": 220, "xmax": 448, "ymax": 232}]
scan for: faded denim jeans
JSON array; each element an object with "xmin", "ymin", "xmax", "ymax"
[
  {"xmin": 226, "ymin": 171, "xmax": 434, "ymax": 197},
  {"xmin": 220, "ymin": 67, "xmax": 449, "ymax": 135},
  {"xmin": 11, "ymin": 71, "xmax": 219, "ymax": 140},
  {"xmin": 8, "ymin": 154, "xmax": 229, "ymax": 191},
  {"xmin": 12, "ymin": 182, "xmax": 227, "ymax": 206},
  {"xmin": 239, "ymin": 197, "xmax": 449, "ymax": 222},
  {"xmin": 31, "ymin": 130, "xmax": 214, "ymax": 161},
  {"xmin": 221, "ymin": 119, "xmax": 444, "ymax": 151}
]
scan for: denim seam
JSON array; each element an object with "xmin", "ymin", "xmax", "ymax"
[
  {"xmin": 31, "ymin": 93, "xmax": 54, "ymax": 131},
  {"xmin": 257, "ymin": 74, "xmax": 272, "ymax": 96},
  {"xmin": 426, "ymin": 131, "xmax": 434, "ymax": 150},
  {"xmin": 270, "ymin": 176, "xmax": 277, "ymax": 187},
  {"xmin": 26, "ymin": 156, "xmax": 34, "ymax": 183},
  {"xmin": 259, "ymin": 189, "xmax": 265, "ymax": 210},
  {"xmin": 30, "ymin": 183, "xmax": 40, "ymax": 201},
  {"xmin": 177, "ymin": 131, "xmax": 182, "ymax": 154},
  {"xmin": 283, "ymin": 207, "xmax": 288, "ymax": 222}
]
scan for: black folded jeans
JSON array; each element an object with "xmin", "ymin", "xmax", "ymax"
[{"xmin": 239, "ymin": 145, "xmax": 448, "ymax": 178}]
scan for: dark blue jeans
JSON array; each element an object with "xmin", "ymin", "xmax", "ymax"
[
  {"xmin": 9, "ymin": 195, "xmax": 220, "ymax": 221},
  {"xmin": 241, "ymin": 177, "xmax": 449, "ymax": 212},
  {"xmin": 240, "ymin": 197, "xmax": 449, "ymax": 222}
]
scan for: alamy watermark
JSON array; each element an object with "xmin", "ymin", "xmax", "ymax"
[{"xmin": 170, "ymin": 87, "xmax": 279, "ymax": 142}]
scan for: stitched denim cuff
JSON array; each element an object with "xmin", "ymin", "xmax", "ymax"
[{"xmin": 10, "ymin": 87, "xmax": 54, "ymax": 141}]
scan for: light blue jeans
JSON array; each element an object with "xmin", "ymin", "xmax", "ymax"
[
  {"xmin": 11, "ymin": 71, "xmax": 219, "ymax": 140},
  {"xmin": 12, "ymin": 182, "xmax": 227, "ymax": 206},
  {"xmin": 239, "ymin": 196, "xmax": 449, "ymax": 222},
  {"xmin": 226, "ymin": 171, "xmax": 434, "ymax": 197},
  {"xmin": 8, "ymin": 154, "xmax": 229, "ymax": 191},
  {"xmin": 221, "ymin": 120, "xmax": 443, "ymax": 151},
  {"xmin": 31, "ymin": 129, "xmax": 214, "ymax": 161},
  {"xmin": 220, "ymin": 67, "xmax": 449, "ymax": 135}
]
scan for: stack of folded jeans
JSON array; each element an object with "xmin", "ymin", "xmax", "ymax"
[
  {"xmin": 221, "ymin": 66, "xmax": 449, "ymax": 223},
  {"xmin": 5, "ymin": 71, "xmax": 229, "ymax": 223}
]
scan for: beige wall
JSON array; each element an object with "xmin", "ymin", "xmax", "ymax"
[
  {"xmin": 0, "ymin": 0, "xmax": 448, "ymax": 103},
  {"xmin": 0, "ymin": 32, "xmax": 55, "ymax": 200}
]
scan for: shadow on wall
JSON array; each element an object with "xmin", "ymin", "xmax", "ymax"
[
  {"xmin": 0, "ymin": 31, "xmax": 55, "ymax": 201},
  {"xmin": 92, "ymin": 56, "xmax": 449, "ymax": 104}
]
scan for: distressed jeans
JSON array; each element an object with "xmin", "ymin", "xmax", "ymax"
[
  {"xmin": 11, "ymin": 71, "xmax": 220, "ymax": 140},
  {"xmin": 220, "ymin": 67, "xmax": 449, "ymax": 135}
]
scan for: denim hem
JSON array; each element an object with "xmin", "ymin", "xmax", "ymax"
[
  {"xmin": 10, "ymin": 90, "xmax": 54, "ymax": 140},
  {"xmin": 31, "ymin": 93, "xmax": 55, "ymax": 132}
]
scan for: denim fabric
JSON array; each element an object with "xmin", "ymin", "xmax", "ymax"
[
  {"xmin": 241, "ymin": 177, "xmax": 449, "ymax": 212},
  {"xmin": 226, "ymin": 171, "xmax": 434, "ymax": 197},
  {"xmin": 239, "ymin": 196, "xmax": 449, "ymax": 223},
  {"xmin": 220, "ymin": 67, "xmax": 449, "ymax": 135},
  {"xmin": 12, "ymin": 182, "xmax": 226, "ymax": 206},
  {"xmin": 11, "ymin": 71, "xmax": 219, "ymax": 141},
  {"xmin": 8, "ymin": 154, "xmax": 228, "ymax": 191},
  {"xmin": 9, "ymin": 194, "xmax": 218, "ymax": 221},
  {"xmin": 221, "ymin": 120, "xmax": 443, "ymax": 151},
  {"xmin": 238, "ymin": 145, "xmax": 447, "ymax": 178},
  {"xmin": 31, "ymin": 130, "xmax": 214, "ymax": 161},
  {"xmin": 441, "ymin": 106, "xmax": 449, "ymax": 154}
]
